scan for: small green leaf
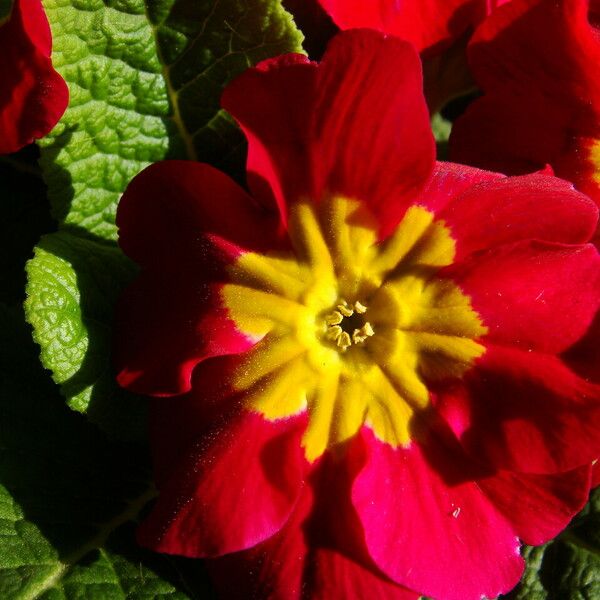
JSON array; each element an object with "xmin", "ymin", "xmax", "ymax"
[
  {"xmin": 504, "ymin": 488, "xmax": 600, "ymax": 600},
  {"xmin": 431, "ymin": 112, "xmax": 452, "ymax": 161},
  {"xmin": 0, "ymin": 304, "xmax": 210, "ymax": 598},
  {"xmin": 25, "ymin": 231, "xmax": 146, "ymax": 440},
  {"xmin": 0, "ymin": 0, "xmax": 13, "ymax": 22}
]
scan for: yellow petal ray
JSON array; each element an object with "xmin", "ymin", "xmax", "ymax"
[
  {"xmin": 230, "ymin": 251, "xmax": 308, "ymax": 300},
  {"xmin": 233, "ymin": 334, "xmax": 305, "ymax": 391},
  {"xmin": 302, "ymin": 369, "xmax": 340, "ymax": 462},
  {"xmin": 244, "ymin": 358, "xmax": 309, "ymax": 419},
  {"xmin": 408, "ymin": 332, "xmax": 486, "ymax": 380},
  {"xmin": 369, "ymin": 206, "xmax": 435, "ymax": 277},
  {"xmin": 221, "ymin": 284, "xmax": 308, "ymax": 338},
  {"xmin": 288, "ymin": 203, "xmax": 335, "ymax": 279},
  {"xmin": 321, "ymin": 197, "xmax": 378, "ymax": 297},
  {"xmin": 362, "ymin": 365, "xmax": 415, "ymax": 447}
]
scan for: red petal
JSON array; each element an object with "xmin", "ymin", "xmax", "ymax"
[
  {"xmin": 0, "ymin": 0, "xmax": 68, "ymax": 153},
  {"xmin": 117, "ymin": 160, "xmax": 282, "ymax": 270},
  {"xmin": 209, "ymin": 486, "xmax": 417, "ymax": 600},
  {"xmin": 221, "ymin": 54, "xmax": 317, "ymax": 221},
  {"xmin": 450, "ymin": 0, "xmax": 600, "ymax": 205},
  {"xmin": 563, "ymin": 309, "xmax": 600, "ymax": 383},
  {"xmin": 309, "ymin": 548, "xmax": 418, "ymax": 600},
  {"xmin": 312, "ymin": 30, "xmax": 434, "ymax": 236},
  {"xmin": 137, "ymin": 411, "xmax": 307, "ymax": 557},
  {"xmin": 437, "ymin": 171, "xmax": 598, "ymax": 261},
  {"xmin": 437, "ymin": 345, "xmax": 600, "ymax": 473},
  {"xmin": 114, "ymin": 277, "xmax": 251, "ymax": 396},
  {"xmin": 223, "ymin": 30, "xmax": 435, "ymax": 237},
  {"xmin": 146, "ymin": 356, "xmax": 243, "ymax": 489},
  {"xmin": 479, "ymin": 465, "xmax": 592, "ymax": 545},
  {"xmin": 115, "ymin": 161, "xmax": 284, "ymax": 396},
  {"xmin": 446, "ymin": 241, "xmax": 600, "ymax": 354},
  {"xmin": 352, "ymin": 428, "xmax": 523, "ymax": 600},
  {"xmin": 208, "ymin": 487, "xmax": 312, "ymax": 600},
  {"xmin": 316, "ymin": 0, "xmax": 488, "ymax": 54}
]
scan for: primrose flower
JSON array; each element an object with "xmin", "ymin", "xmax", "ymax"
[
  {"xmin": 0, "ymin": 0, "xmax": 68, "ymax": 154},
  {"xmin": 115, "ymin": 30, "xmax": 600, "ymax": 600},
  {"xmin": 450, "ymin": 0, "xmax": 600, "ymax": 207}
]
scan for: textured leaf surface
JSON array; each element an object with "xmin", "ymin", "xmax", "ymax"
[
  {"xmin": 25, "ymin": 231, "xmax": 148, "ymax": 439},
  {"xmin": 504, "ymin": 488, "xmax": 600, "ymax": 600},
  {"xmin": 0, "ymin": 304, "xmax": 212, "ymax": 599},
  {"xmin": 40, "ymin": 0, "xmax": 303, "ymax": 240}
]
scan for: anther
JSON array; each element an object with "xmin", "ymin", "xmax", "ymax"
[
  {"xmin": 352, "ymin": 322, "xmax": 375, "ymax": 345},
  {"xmin": 337, "ymin": 300, "xmax": 354, "ymax": 318}
]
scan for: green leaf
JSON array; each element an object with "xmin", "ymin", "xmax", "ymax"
[
  {"xmin": 0, "ymin": 304, "xmax": 212, "ymax": 599},
  {"xmin": 431, "ymin": 112, "xmax": 452, "ymax": 161},
  {"xmin": 504, "ymin": 488, "xmax": 600, "ymax": 600},
  {"xmin": 40, "ymin": 0, "xmax": 303, "ymax": 240},
  {"xmin": 24, "ymin": 231, "xmax": 147, "ymax": 440},
  {"xmin": 0, "ymin": 0, "xmax": 13, "ymax": 22}
]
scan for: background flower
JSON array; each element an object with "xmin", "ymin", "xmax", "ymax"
[
  {"xmin": 450, "ymin": 0, "xmax": 600, "ymax": 206},
  {"xmin": 0, "ymin": 0, "xmax": 68, "ymax": 154}
]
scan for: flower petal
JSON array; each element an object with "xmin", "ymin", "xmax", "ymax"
[
  {"xmin": 221, "ymin": 54, "xmax": 317, "ymax": 220},
  {"xmin": 117, "ymin": 160, "xmax": 282, "ymax": 270},
  {"xmin": 208, "ymin": 487, "xmax": 312, "ymax": 600},
  {"xmin": 114, "ymin": 278, "xmax": 251, "ymax": 395},
  {"xmin": 312, "ymin": 29, "xmax": 435, "ymax": 235},
  {"xmin": 316, "ymin": 0, "xmax": 488, "ymax": 54},
  {"xmin": 209, "ymin": 486, "xmax": 417, "ymax": 600},
  {"xmin": 446, "ymin": 241, "xmax": 600, "ymax": 353},
  {"xmin": 450, "ymin": 0, "xmax": 600, "ymax": 205},
  {"xmin": 479, "ymin": 465, "xmax": 592, "ymax": 545},
  {"xmin": 437, "ymin": 171, "xmax": 598, "ymax": 261},
  {"xmin": 309, "ymin": 548, "xmax": 418, "ymax": 600},
  {"xmin": 0, "ymin": 0, "xmax": 68, "ymax": 153},
  {"xmin": 437, "ymin": 345, "xmax": 600, "ymax": 473},
  {"xmin": 223, "ymin": 30, "xmax": 435, "ymax": 236},
  {"xmin": 115, "ymin": 161, "xmax": 284, "ymax": 395},
  {"xmin": 137, "ymin": 411, "xmax": 307, "ymax": 557},
  {"xmin": 352, "ymin": 427, "xmax": 523, "ymax": 600}
]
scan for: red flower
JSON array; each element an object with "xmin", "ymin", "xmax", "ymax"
[
  {"xmin": 0, "ymin": 0, "xmax": 68, "ymax": 154},
  {"xmin": 115, "ymin": 30, "xmax": 600, "ymax": 600},
  {"xmin": 315, "ymin": 0, "xmax": 511, "ymax": 54},
  {"xmin": 450, "ymin": 0, "xmax": 600, "ymax": 207}
]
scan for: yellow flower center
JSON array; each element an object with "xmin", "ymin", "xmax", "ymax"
[
  {"xmin": 222, "ymin": 197, "xmax": 487, "ymax": 461},
  {"xmin": 324, "ymin": 299, "xmax": 374, "ymax": 351}
]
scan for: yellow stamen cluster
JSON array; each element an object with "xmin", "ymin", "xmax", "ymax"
[{"xmin": 325, "ymin": 300, "xmax": 375, "ymax": 351}]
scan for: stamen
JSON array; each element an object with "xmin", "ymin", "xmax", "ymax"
[
  {"xmin": 352, "ymin": 322, "xmax": 375, "ymax": 344},
  {"xmin": 326, "ymin": 311, "xmax": 343, "ymax": 326},
  {"xmin": 324, "ymin": 300, "xmax": 374, "ymax": 351},
  {"xmin": 354, "ymin": 301, "xmax": 367, "ymax": 314},
  {"xmin": 337, "ymin": 300, "xmax": 354, "ymax": 318}
]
